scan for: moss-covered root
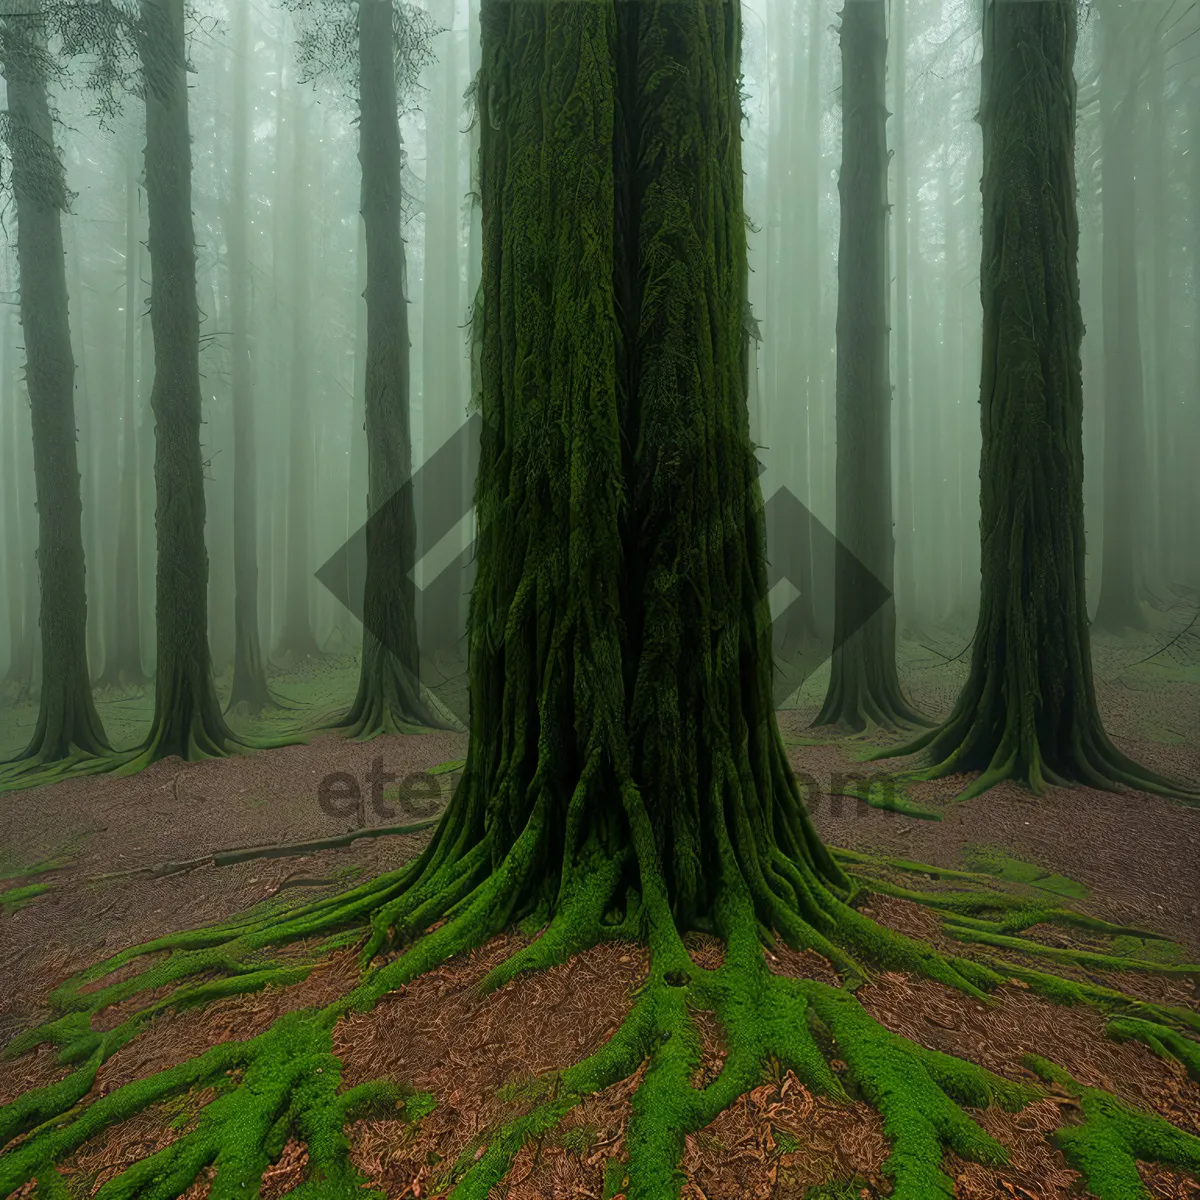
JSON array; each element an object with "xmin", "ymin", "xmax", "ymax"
[
  {"xmin": 1106, "ymin": 1017, "xmax": 1200, "ymax": 1083},
  {"xmin": 439, "ymin": 895, "xmax": 1036, "ymax": 1200},
  {"xmin": 1027, "ymin": 1055, "xmax": 1200, "ymax": 1200},
  {"xmin": 0, "ymin": 1012, "xmax": 433, "ymax": 1200}
]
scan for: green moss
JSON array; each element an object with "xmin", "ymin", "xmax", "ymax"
[
  {"xmin": 1026, "ymin": 1056, "xmax": 1200, "ymax": 1199},
  {"xmin": 1, "ymin": 882, "xmax": 49, "ymax": 913},
  {"xmin": 961, "ymin": 846, "xmax": 1089, "ymax": 900},
  {"xmin": 837, "ymin": 782, "xmax": 943, "ymax": 821},
  {"xmin": 1106, "ymin": 1018, "xmax": 1200, "ymax": 1082}
]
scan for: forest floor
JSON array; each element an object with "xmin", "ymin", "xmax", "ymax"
[{"xmin": 0, "ymin": 599, "xmax": 1198, "ymax": 1199}]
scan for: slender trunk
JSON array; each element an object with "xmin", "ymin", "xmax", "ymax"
[
  {"xmin": 137, "ymin": 0, "xmax": 239, "ymax": 761},
  {"xmin": 277, "ymin": 88, "xmax": 321, "ymax": 660},
  {"xmin": 1093, "ymin": 3, "xmax": 1148, "ymax": 631},
  {"xmin": 1145, "ymin": 36, "xmax": 1172, "ymax": 591},
  {"xmin": 814, "ymin": 0, "xmax": 920, "ymax": 731},
  {"xmin": 892, "ymin": 0, "xmax": 914, "ymax": 624},
  {"xmin": 1, "ymin": 7, "xmax": 110, "ymax": 763},
  {"xmin": 226, "ymin": 0, "xmax": 271, "ymax": 711},
  {"xmin": 938, "ymin": 151, "xmax": 960, "ymax": 619},
  {"xmin": 419, "ymin": 8, "xmax": 470, "ymax": 666},
  {"xmin": 98, "ymin": 146, "xmax": 148, "ymax": 687},
  {"xmin": 341, "ymin": 214, "xmax": 368, "ymax": 652},
  {"xmin": 2, "ymin": 312, "xmax": 32, "ymax": 696},
  {"xmin": 886, "ymin": 0, "xmax": 1193, "ymax": 800},
  {"xmin": 339, "ymin": 0, "xmax": 448, "ymax": 734}
]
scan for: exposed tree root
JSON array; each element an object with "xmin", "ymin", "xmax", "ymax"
[
  {"xmin": 853, "ymin": 644, "xmax": 1200, "ymax": 806},
  {"xmin": 4, "ymin": 803, "xmax": 1200, "ymax": 1199}
]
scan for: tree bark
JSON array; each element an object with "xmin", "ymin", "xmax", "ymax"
[
  {"xmin": 225, "ymin": 0, "xmax": 272, "ymax": 711},
  {"xmin": 137, "ymin": 0, "xmax": 241, "ymax": 761},
  {"xmin": 337, "ymin": 0, "xmax": 449, "ymax": 736},
  {"xmin": 879, "ymin": 0, "xmax": 1196, "ymax": 801},
  {"xmin": 1, "ymin": 5, "xmax": 110, "ymax": 764},
  {"xmin": 814, "ymin": 0, "xmax": 921, "ymax": 732}
]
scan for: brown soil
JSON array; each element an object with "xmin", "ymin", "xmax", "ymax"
[{"xmin": 1, "ymin": 663, "xmax": 1199, "ymax": 1198}]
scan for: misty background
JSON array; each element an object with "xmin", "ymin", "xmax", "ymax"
[{"xmin": 1, "ymin": 0, "xmax": 1197, "ymax": 752}]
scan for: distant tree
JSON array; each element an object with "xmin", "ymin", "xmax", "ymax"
[
  {"xmin": 814, "ymin": 0, "xmax": 924, "ymax": 732},
  {"xmin": 223, "ymin": 0, "xmax": 272, "ymax": 712},
  {"xmin": 274, "ymin": 83, "xmax": 322, "ymax": 661},
  {"xmin": 286, "ymin": 0, "xmax": 452, "ymax": 736},
  {"xmin": 874, "ymin": 0, "xmax": 1199, "ymax": 802},
  {"xmin": 1, "ymin": 314, "xmax": 34, "ymax": 700},
  {"xmin": 0, "ymin": 0, "xmax": 111, "ymax": 769},
  {"xmin": 96, "ymin": 143, "xmax": 149, "ymax": 689}
]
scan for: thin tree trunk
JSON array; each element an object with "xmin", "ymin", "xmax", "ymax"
[
  {"xmin": 892, "ymin": 0, "xmax": 915, "ymax": 623},
  {"xmin": 1145, "ymin": 35, "xmax": 1172, "ymax": 592},
  {"xmin": 1093, "ymin": 2, "xmax": 1148, "ymax": 631},
  {"xmin": 226, "ymin": 0, "xmax": 272, "ymax": 711},
  {"xmin": 337, "ymin": 0, "xmax": 449, "ymax": 735},
  {"xmin": 2, "ymin": 311, "xmax": 32, "ymax": 697},
  {"xmin": 814, "ymin": 0, "xmax": 921, "ymax": 732},
  {"xmin": 97, "ymin": 145, "xmax": 148, "ymax": 688},
  {"xmin": 136, "ymin": 0, "xmax": 242, "ymax": 762},
  {"xmin": 1, "ymin": 5, "xmax": 110, "ymax": 765},
  {"xmin": 276, "ymin": 87, "xmax": 321, "ymax": 660}
]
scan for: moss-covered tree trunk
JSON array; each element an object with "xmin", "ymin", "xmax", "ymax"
[
  {"xmin": 814, "ymin": 0, "xmax": 922, "ymax": 732},
  {"xmin": 225, "ymin": 0, "xmax": 272, "ymax": 712},
  {"xmin": 381, "ymin": 0, "xmax": 860, "ymax": 954},
  {"xmin": 337, "ymin": 0, "xmax": 449, "ymax": 737},
  {"xmin": 875, "ymin": 0, "xmax": 1197, "ymax": 801},
  {"xmin": 1, "ymin": 7, "xmax": 110, "ymax": 765},
  {"xmin": 137, "ymin": 0, "xmax": 242, "ymax": 761}
]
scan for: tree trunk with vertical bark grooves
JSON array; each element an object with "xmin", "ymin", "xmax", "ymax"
[
  {"xmin": 868, "ymin": 0, "xmax": 1199, "ymax": 804},
  {"xmin": 814, "ymin": 0, "xmax": 925, "ymax": 734},
  {"xmin": 0, "ymin": 4, "xmax": 111, "ymax": 769},
  {"xmin": 130, "ymin": 0, "xmax": 253, "ymax": 764}
]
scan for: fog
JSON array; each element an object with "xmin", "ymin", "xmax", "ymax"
[{"xmin": 1, "ymin": 0, "xmax": 1197, "ymax": 752}]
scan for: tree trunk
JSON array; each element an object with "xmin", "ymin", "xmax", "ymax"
[
  {"xmin": 225, "ymin": 0, "xmax": 272, "ymax": 712},
  {"xmin": 880, "ymin": 0, "xmax": 1196, "ymax": 801},
  {"xmin": 137, "ymin": 0, "xmax": 241, "ymax": 761},
  {"xmin": 337, "ymin": 0, "xmax": 449, "ymax": 736},
  {"xmin": 1, "ymin": 6, "xmax": 110, "ymax": 765},
  {"xmin": 814, "ymin": 0, "xmax": 921, "ymax": 732},
  {"xmin": 891, "ymin": 0, "xmax": 915, "ymax": 623},
  {"xmin": 1144, "ymin": 35, "xmax": 1172, "ymax": 593},
  {"xmin": 276, "ymin": 87, "xmax": 322, "ymax": 661},
  {"xmin": 2, "ymin": 311, "xmax": 33, "ymax": 697},
  {"xmin": 1092, "ymin": 1, "xmax": 1148, "ymax": 632},
  {"xmin": 97, "ymin": 145, "xmax": 148, "ymax": 688}
]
